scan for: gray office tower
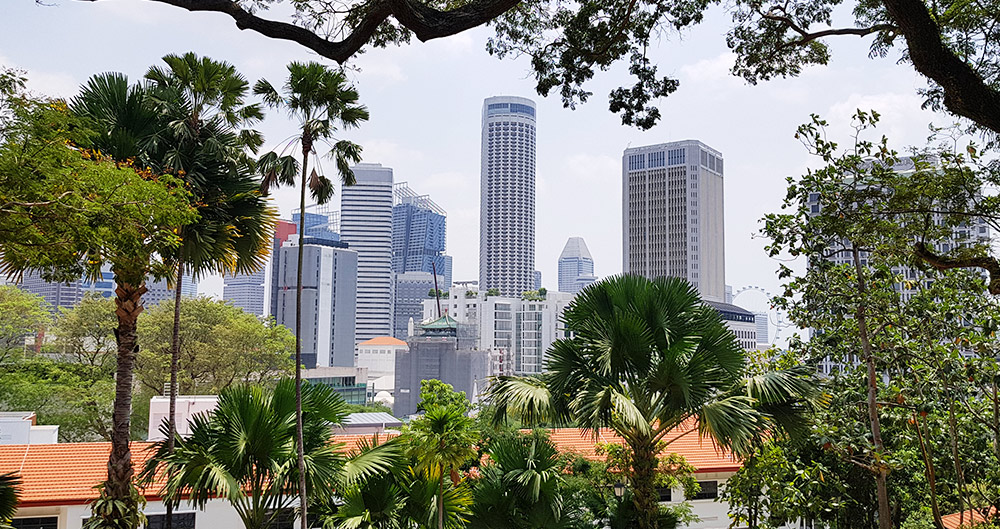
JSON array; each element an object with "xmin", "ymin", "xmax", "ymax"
[
  {"xmin": 393, "ymin": 316, "xmax": 489, "ymax": 417},
  {"xmin": 393, "ymin": 271, "xmax": 444, "ymax": 339},
  {"xmin": 622, "ymin": 140, "xmax": 726, "ymax": 302},
  {"xmin": 480, "ymin": 96, "xmax": 537, "ymax": 296},
  {"xmin": 19, "ymin": 268, "xmax": 197, "ymax": 311},
  {"xmin": 558, "ymin": 237, "xmax": 597, "ymax": 294},
  {"xmin": 223, "ymin": 267, "xmax": 266, "ymax": 316},
  {"xmin": 392, "ymin": 183, "xmax": 452, "ymax": 287},
  {"xmin": 274, "ymin": 238, "xmax": 358, "ymax": 368},
  {"xmin": 268, "ymin": 219, "xmax": 299, "ymax": 319},
  {"xmin": 341, "ymin": 163, "xmax": 395, "ymax": 344}
]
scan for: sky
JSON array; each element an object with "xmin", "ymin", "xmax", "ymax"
[{"xmin": 1, "ymin": 0, "xmax": 953, "ymax": 341}]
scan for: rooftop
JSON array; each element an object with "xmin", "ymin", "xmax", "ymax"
[
  {"xmin": 359, "ymin": 336, "xmax": 408, "ymax": 347},
  {"xmin": 342, "ymin": 412, "xmax": 403, "ymax": 426}
]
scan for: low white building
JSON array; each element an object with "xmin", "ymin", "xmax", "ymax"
[
  {"xmin": 147, "ymin": 396, "xmax": 219, "ymax": 441},
  {"xmin": 0, "ymin": 412, "xmax": 58, "ymax": 445},
  {"xmin": 422, "ymin": 285, "xmax": 575, "ymax": 375},
  {"xmin": 355, "ymin": 336, "xmax": 409, "ymax": 394}
]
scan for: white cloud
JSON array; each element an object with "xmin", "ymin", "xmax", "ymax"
[
  {"xmin": 680, "ymin": 52, "xmax": 737, "ymax": 84},
  {"xmin": 826, "ymin": 91, "xmax": 936, "ymax": 149}
]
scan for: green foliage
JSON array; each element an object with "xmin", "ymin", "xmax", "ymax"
[
  {"xmin": 417, "ymin": 379, "xmax": 470, "ymax": 414},
  {"xmin": 0, "ymin": 473, "xmax": 21, "ymax": 528},
  {"xmin": 0, "ymin": 286, "xmax": 50, "ymax": 363},
  {"xmin": 82, "ymin": 482, "xmax": 146, "ymax": 529},
  {"xmin": 407, "ymin": 404, "xmax": 478, "ymax": 529},
  {"xmin": 485, "ymin": 288, "xmax": 500, "ymax": 297},
  {"xmin": 519, "ymin": 290, "xmax": 544, "ymax": 301},
  {"xmin": 0, "ymin": 356, "xmax": 115, "ymax": 442},
  {"xmin": 430, "ymin": 288, "xmax": 447, "ymax": 298},
  {"xmin": 136, "ymin": 297, "xmax": 295, "ymax": 395},
  {"xmin": 144, "ymin": 379, "xmax": 399, "ymax": 529},
  {"xmin": 52, "ymin": 293, "xmax": 117, "ymax": 369}
]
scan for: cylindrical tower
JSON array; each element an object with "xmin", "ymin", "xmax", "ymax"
[{"xmin": 480, "ymin": 96, "xmax": 537, "ymax": 296}]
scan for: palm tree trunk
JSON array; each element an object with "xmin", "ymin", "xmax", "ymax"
[
  {"xmin": 105, "ymin": 279, "xmax": 147, "ymax": 521},
  {"xmin": 295, "ymin": 138, "xmax": 311, "ymax": 529},
  {"xmin": 630, "ymin": 438, "xmax": 659, "ymax": 529},
  {"xmin": 165, "ymin": 258, "xmax": 184, "ymax": 529},
  {"xmin": 438, "ymin": 472, "xmax": 445, "ymax": 529},
  {"xmin": 851, "ymin": 247, "xmax": 892, "ymax": 529}
]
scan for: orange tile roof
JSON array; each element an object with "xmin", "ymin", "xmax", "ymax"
[
  {"xmin": 358, "ymin": 336, "xmax": 408, "ymax": 346},
  {"xmin": 0, "ymin": 435, "xmax": 398, "ymax": 508},
  {"xmin": 942, "ymin": 508, "xmax": 996, "ymax": 529},
  {"xmin": 542, "ymin": 423, "xmax": 742, "ymax": 474}
]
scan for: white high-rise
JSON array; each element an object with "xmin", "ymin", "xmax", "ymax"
[
  {"xmin": 557, "ymin": 237, "xmax": 596, "ymax": 294},
  {"xmin": 480, "ymin": 96, "xmax": 537, "ymax": 296},
  {"xmin": 341, "ymin": 163, "xmax": 395, "ymax": 344},
  {"xmin": 622, "ymin": 140, "xmax": 726, "ymax": 302}
]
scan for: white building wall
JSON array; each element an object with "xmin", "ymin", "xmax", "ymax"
[{"xmin": 356, "ymin": 343, "xmax": 408, "ymax": 381}]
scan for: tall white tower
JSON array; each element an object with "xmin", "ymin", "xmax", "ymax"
[
  {"xmin": 341, "ymin": 163, "xmax": 395, "ymax": 344},
  {"xmin": 558, "ymin": 237, "xmax": 596, "ymax": 294},
  {"xmin": 480, "ymin": 96, "xmax": 537, "ymax": 296},
  {"xmin": 622, "ymin": 140, "xmax": 726, "ymax": 302}
]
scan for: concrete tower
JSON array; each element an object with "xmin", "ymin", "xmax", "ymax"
[
  {"xmin": 622, "ymin": 140, "xmax": 726, "ymax": 302},
  {"xmin": 480, "ymin": 96, "xmax": 537, "ymax": 296},
  {"xmin": 341, "ymin": 163, "xmax": 395, "ymax": 344}
]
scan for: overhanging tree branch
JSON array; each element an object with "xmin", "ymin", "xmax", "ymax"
[
  {"xmin": 914, "ymin": 241, "xmax": 1000, "ymax": 295},
  {"xmin": 80, "ymin": 0, "xmax": 522, "ymax": 64}
]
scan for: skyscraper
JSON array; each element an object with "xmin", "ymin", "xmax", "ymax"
[
  {"xmin": 222, "ymin": 267, "xmax": 266, "ymax": 316},
  {"xmin": 268, "ymin": 219, "xmax": 298, "ymax": 318},
  {"xmin": 622, "ymin": 140, "xmax": 726, "ymax": 302},
  {"xmin": 391, "ymin": 183, "xmax": 452, "ymax": 287},
  {"xmin": 274, "ymin": 238, "xmax": 358, "ymax": 368},
  {"xmin": 19, "ymin": 267, "xmax": 197, "ymax": 311},
  {"xmin": 480, "ymin": 96, "xmax": 537, "ymax": 296},
  {"xmin": 392, "ymin": 271, "xmax": 443, "ymax": 339},
  {"xmin": 341, "ymin": 163, "xmax": 395, "ymax": 344},
  {"xmin": 557, "ymin": 237, "xmax": 597, "ymax": 294}
]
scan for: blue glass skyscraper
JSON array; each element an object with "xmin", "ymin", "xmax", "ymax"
[{"xmin": 391, "ymin": 183, "xmax": 452, "ymax": 287}]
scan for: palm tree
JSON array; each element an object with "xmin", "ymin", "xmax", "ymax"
[
  {"xmin": 408, "ymin": 404, "xmax": 478, "ymax": 529},
  {"xmin": 0, "ymin": 473, "xmax": 20, "ymax": 529},
  {"xmin": 469, "ymin": 433, "xmax": 566, "ymax": 529},
  {"xmin": 487, "ymin": 275, "xmax": 822, "ymax": 529},
  {"xmin": 143, "ymin": 54, "xmax": 273, "ymax": 528},
  {"xmin": 143, "ymin": 379, "xmax": 398, "ymax": 529},
  {"xmin": 253, "ymin": 61, "xmax": 369, "ymax": 529}
]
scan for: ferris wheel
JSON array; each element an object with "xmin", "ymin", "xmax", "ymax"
[{"xmin": 730, "ymin": 285, "xmax": 791, "ymax": 345}]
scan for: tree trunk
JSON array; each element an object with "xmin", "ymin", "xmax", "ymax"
[
  {"xmin": 105, "ymin": 280, "xmax": 147, "ymax": 521},
  {"xmin": 295, "ymin": 136, "xmax": 311, "ymax": 529},
  {"xmin": 165, "ymin": 258, "xmax": 184, "ymax": 529},
  {"xmin": 945, "ymin": 382, "xmax": 969, "ymax": 527},
  {"xmin": 438, "ymin": 472, "xmax": 445, "ymax": 529},
  {"xmin": 630, "ymin": 438, "xmax": 659, "ymax": 529},
  {"xmin": 850, "ymin": 247, "xmax": 892, "ymax": 529},
  {"xmin": 914, "ymin": 413, "xmax": 945, "ymax": 529}
]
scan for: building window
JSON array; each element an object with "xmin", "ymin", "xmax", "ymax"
[
  {"xmin": 146, "ymin": 513, "xmax": 196, "ymax": 529},
  {"xmin": 690, "ymin": 481, "xmax": 718, "ymax": 500},
  {"xmin": 12, "ymin": 518, "xmax": 58, "ymax": 529},
  {"xmin": 657, "ymin": 487, "xmax": 672, "ymax": 502}
]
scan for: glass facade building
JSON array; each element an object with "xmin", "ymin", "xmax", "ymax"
[
  {"xmin": 391, "ymin": 183, "xmax": 452, "ymax": 287},
  {"xmin": 480, "ymin": 96, "xmax": 537, "ymax": 296},
  {"xmin": 557, "ymin": 237, "xmax": 596, "ymax": 294}
]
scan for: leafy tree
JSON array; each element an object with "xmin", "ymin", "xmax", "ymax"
[
  {"xmin": 0, "ymin": 74, "xmax": 196, "ymax": 525},
  {"xmin": 79, "ymin": 0, "xmax": 1000, "ymax": 135},
  {"xmin": 0, "ymin": 286, "xmax": 50, "ymax": 363},
  {"xmin": 0, "ymin": 473, "xmax": 19, "ymax": 528},
  {"xmin": 0, "ymin": 356, "xmax": 115, "ymax": 442},
  {"xmin": 143, "ymin": 379, "xmax": 399, "ymax": 529},
  {"xmin": 52, "ymin": 293, "xmax": 117, "ymax": 369},
  {"xmin": 408, "ymin": 404, "xmax": 478, "ymax": 529},
  {"xmin": 418, "ymin": 379, "xmax": 470, "ymax": 414},
  {"xmin": 255, "ymin": 60, "xmax": 368, "ymax": 529},
  {"xmin": 488, "ymin": 275, "xmax": 821, "ymax": 529},
  {"xmin": 135, "ymin": 297, "xmax": 294, "ymax": 398}
]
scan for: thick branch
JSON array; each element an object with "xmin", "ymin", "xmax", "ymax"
[
  {"xmin": 763, "ymin": 12, "xmax": 894, "ymax": 44},
  {"xmin": 110, "ymin": 0, "xmax": 522, "ymax": 64},
  {"xmin": 914, "ymin": 241, "xmax": 1000, "ymax": 295},
  {"xmin": 881, "ymin": 0, "xmax": 1000, "ymax": 135}
]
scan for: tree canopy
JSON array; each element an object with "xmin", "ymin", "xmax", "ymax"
[{"xmin": 78, "ymin": 0, "xmax": 1000, "ymax": 135}]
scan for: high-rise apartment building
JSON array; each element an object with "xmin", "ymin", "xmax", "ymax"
[
  {"xmin": 341, "ymin": 163, "xmax": 395, "ymax": 344},
  {"xmin": 274, "ymin": 239, "xmax": 358, "ymax": 368},
  {"xmin": 19, "ymin": 267, "xmax": 197, "ymax": 311},
  {"xmin": 392, "ymin": 183, "xmax": 452, "ymax": 287},
  {"xmin": 622, "ymin": 140, "xmax": 726, "ymax": 302},
  {"xmin": 557, "ymin": 237, "xmax": 597, "ymax": 294},
  {"xmin": 480, "ymin": 96, "xmax": 537, "ymax": 296}
]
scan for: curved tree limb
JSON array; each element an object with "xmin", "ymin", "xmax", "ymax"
[
  {"xmin": 82, "ymin": 0, "xmax": 522, "ymax": 64},
  {"xmin": 881, "ymin": 0, "xmax": 1000, "ymax": 135},
  {"xmin": 914, "ymin": 241, "xmax": 1000, "ymax": 295}
]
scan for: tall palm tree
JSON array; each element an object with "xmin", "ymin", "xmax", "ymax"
[
  {"xmin": 143, "ymin": 379, "xmax": 399, "ymax": 529},
  {"xmin": 487, "ymin": 275, "xmax": 822, "ymax": 529},
  {"xmin": 0, "ymin": 473, "xmax": 20, "ymax": 529},
  {"xmin": 408, "ymin": 404, "xmax": 478, "ymax": 529},
  {"xmin": 253, "ymin": 61, "xmax": 368, "ymax": 529},
  {"xmin": 143, "ymin": 54, "xmax": 273, "ymax": 528}
]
